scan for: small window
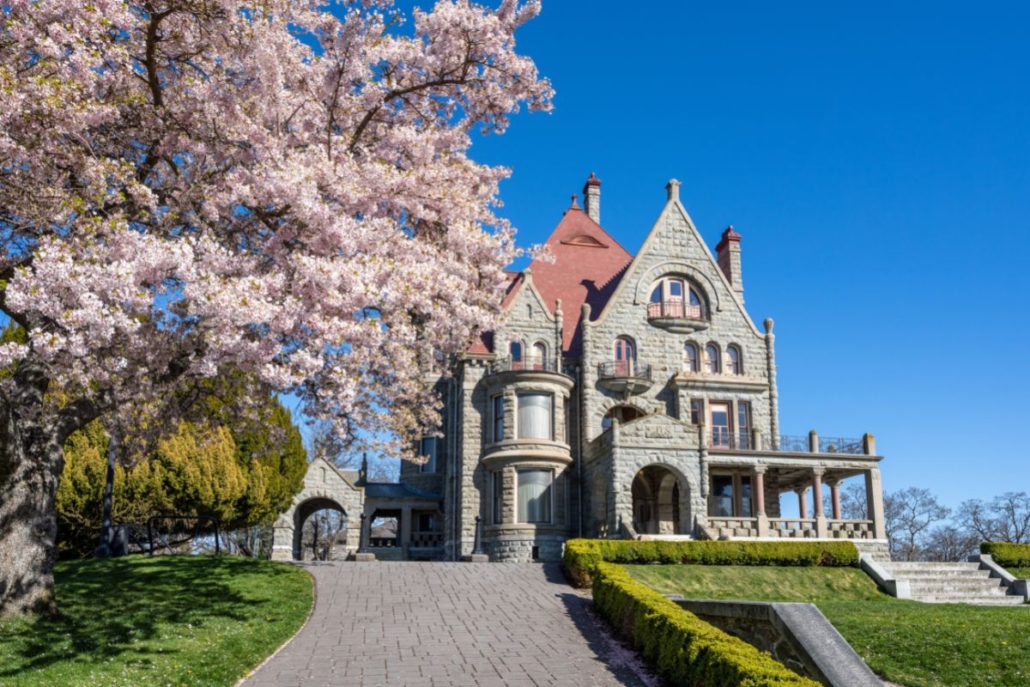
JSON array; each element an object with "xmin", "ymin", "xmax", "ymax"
[
  {"xmin": 419, "ymin": 437, "xmax": 437, "ymax": 473},
  {"xmin": 517, "ymin": 469, "xmax": 553, "ymax": 523},
  {"xmin": 705, "ymin": 344, "xmax": 720, "ymax": 374},
  {"xmin": 727, "ymin": 345, "xmax": 742, "ymax": 375},
  {"xmin": 418, "ymin": 513, "xmax": 436, "ymax": 532},
  {"xmin": 492, "ymin": 470, "xmax": 505, "ymax": 525},
  {"xmin": 532, "ymin": 341, "xmax": 548, "ymax": 370},
  {"xmin": 492, "ymin": 395, "xmax": 505, "ymax": 442},
  {"xmin": 683, "ymin": 343, "xmax": 699, "ymax": 372},
  {"xmin": 737, "ymin": 402, "xmax": 751, "ymax": 449},
  {"xmin": 510, "ymin": 339, "xmax": 523, "ymax": 368},
  {"xmin": 613, "ymin": 336, "xmax": 635, "ymax": 376},
  {"xmin": 517, "ymin": 393, "xmax": 553, "ymax": 440},
  {"xmin": 689, "ymin": 399, "xmax": 703, "ymax": 425}
]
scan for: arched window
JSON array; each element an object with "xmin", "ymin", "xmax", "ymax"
[
  {"xmin": 532, "ymin": 341, "xmax": 548, "ymax": 370},
  {"xmin": 510, "ymin": 339, "xmax": 523, "ymax": 370},
  {"xmin": 648, "ymin": 278, "xmax": 704, "ymax": 319},
  {"xmin": 704, "ymin": 344, "xmax": 720, "ymax": 374},
  {"xmin": 613, "ymin": 337, "xmax": 635, "ymax": 377},
  {"xmin": 726, "ymin": 345, "xmax": 742, "ymax": 375},
  {"xmin": 683, "ymin": 342, "xmax": 699, "ymax": 372}
]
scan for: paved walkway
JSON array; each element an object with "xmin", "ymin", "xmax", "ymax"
[{"xmin": 243, "ymin": 562, "xmax": 659, "ymax": 687}]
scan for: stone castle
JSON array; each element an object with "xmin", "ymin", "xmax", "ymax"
[{"xmin": 273, "ymin": 175, "xmax": 887, "ymax": 562}]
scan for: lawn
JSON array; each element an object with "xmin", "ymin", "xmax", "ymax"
[
  {"xmin": 1006, "ymin": 567, "xmax": 1030, "ymax": 580},
  {"xmin": 0, "ymin": 556, "xmax": 312, "ymax": 687},
  {"xmin": 626, "ymin": 564, "xmax": 1030, "ymax": 687}
]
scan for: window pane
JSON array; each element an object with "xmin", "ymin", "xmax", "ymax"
[
  {"xmin": 493, "ymin": 471, "xmax": 504, "ymax": 524},
  {"xmin": 741, "ymin": 476, "xmax": 753, "ymax": 517},
  {"xmin": 493, "ymin": 396, "xmax": 505, "ymax": 442},
  {"xmin": 711, "ymin": 475, "xmax": 733, "ymax": 517},
  {"xmin": 668, "ymin": 280, "xmax": 684, "ymax": 298},
  {"xmin": 690, "ymin": 399, "xmax": 702, "ymax": 425},
  {"xmin": 705, "ymin": 345, "xmax": 719, "ymax": 373},
  {"xmin": 518, "ymin": 393, "xmax": 553, "ymax": 439},
  {"xmin": 518, "ymin": 469, "xmax": 552, "ymax": 523},
  {"xmin": 420, "ymin": 437, "xmax": 437, "ymax": 473}
]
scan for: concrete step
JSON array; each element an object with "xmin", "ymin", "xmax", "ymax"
[
  {"xmin": 907, "ymin": 579, "xmax": 1005, "ymax": 593},
  {"xmin": 909, "ymin": 595, "xmax": 1026, "ymax": 606},
  {"xmin": 882, "ymin": 568, "xmax": 992, "ymax": 579},
  {"xmin": 881, "ymin": 561, "xmax": 982, "ymax": 572}
]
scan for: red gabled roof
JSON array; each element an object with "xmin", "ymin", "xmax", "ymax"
[{"xmin": 524, "ymin": 201, "xmax": 633, "ymax": 356}]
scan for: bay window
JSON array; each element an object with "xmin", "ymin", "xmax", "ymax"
[{"xmin": 517, "ymin": 469, "xmax": 553, "ymax": 523}]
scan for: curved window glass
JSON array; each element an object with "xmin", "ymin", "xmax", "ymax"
[
  {"xmin": 683, "ymin": 343, "xmax": 699, "ymax": 372},
  {"xmin": 727, "ymin": 345, "xmax": 741, "ymax": 375}
]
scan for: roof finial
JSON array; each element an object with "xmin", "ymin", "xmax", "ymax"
[{"xmin": 570, "ymin": 193, "xmax": 579, "ymax": 209}]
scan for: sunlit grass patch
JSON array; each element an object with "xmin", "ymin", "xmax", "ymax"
[{"xmin": 0, "ymin": 556, "xmax": 312, "ymax": 687}]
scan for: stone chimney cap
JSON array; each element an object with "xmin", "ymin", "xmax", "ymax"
[
  {"xmin": 584, "ymin": 172, "xmax": 601, "ymax": 188},
  {"xmin": 716, "ymin": 225, "xmax": 742, "ymax": 253}
]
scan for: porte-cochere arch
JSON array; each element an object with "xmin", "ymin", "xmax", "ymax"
[{"xmin": 271, "ymin": 456, "xmax": 364, "ymax": 561}]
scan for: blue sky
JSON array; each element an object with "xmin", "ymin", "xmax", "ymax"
[{"xmin": 457, "ymin": 1, "xmax": 1030, "ymax": 510}]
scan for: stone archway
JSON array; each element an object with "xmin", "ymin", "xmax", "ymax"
[
  {"xmin": 272, "ymin": 457, "xmax": 364, "ymax": 561},
  {"xmin": 293, "ymin": 496, "xmax": 348, "ymax": 561},
  {"xmin": 631, "ymin": 464, "xmax": 691, "ymax": 535}
]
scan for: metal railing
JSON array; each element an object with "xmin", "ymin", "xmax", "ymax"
[
  {"xmin": 597, "ymin": 360, "xmax": 653, "ymax": 381},
  {"xmin": 646, "ymin": 301, "xmax": 705, "ymax": 320},
  {"xmin": 708, "ymin": 432, "xmax": 868, "ymax": 455},
  {"xmin": 490, "ymin": 355, "xmax": 561, "ymax": 374},
  {"xmin": 709, "ymin": 429, "xmax": 751, "ymax": 450},
  {"xmin": 410, "ymin": 532, "xmax": 444, "ymax": 547}
]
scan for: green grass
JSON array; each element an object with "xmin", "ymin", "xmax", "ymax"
[
  {"xmin": 1006, "ymin": 567, "xmax": 1030, "ymax": 579},
  {"xmin": 0, "ymin": 556, "xmax": 312, "ymax": 687},
  {"xmin": 625, "ymin": 564, "xmax": 1030, "ymax": 687},
  {"xmin": 625, "ymin": 564, "xmax": 890, "ymax": 602}
]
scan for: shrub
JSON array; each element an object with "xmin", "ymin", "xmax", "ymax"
[
  {"xmin": 591, "ymin": 562, "xmax": 820, "ymax": 686},
  {"xmin": 981, "ymin": 542, "xmax": 1030, "ymax": 569},
  {"xmin": 563, "ymin": 539, "xmax": 859, "ymax": 588}
]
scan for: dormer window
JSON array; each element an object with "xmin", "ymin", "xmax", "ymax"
[
  {"xmin": 646, "ymin": 278, "xmax": 709, "ymax": 334},
  {"xmin": 510, "ymin": 339, "xmax": 523, "ymax": 369},
  {"xmin": 531, "ymin": 341, "xmax": 548, "ymax": 370}
]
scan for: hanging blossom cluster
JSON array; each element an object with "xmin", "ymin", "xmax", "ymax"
[{"xmin": 0, "ymin": 0, "xmax": 552, "ymax": 454}]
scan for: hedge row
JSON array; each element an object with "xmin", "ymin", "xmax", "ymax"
[
  {"xmin": 592, "ymin": 562, "xmax": 820, "ymax": 687},
  {"xmin": 981, "ymin": 542, "xmax": 1030, "ymax": 568},
  {"xmin": 564, "ymin": 539, "xmax": 860, "ymax": 588}
]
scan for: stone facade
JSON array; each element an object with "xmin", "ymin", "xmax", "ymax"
[{"xmin": 382, "ymin": 175, "xmax": 888, "ymax": 562}]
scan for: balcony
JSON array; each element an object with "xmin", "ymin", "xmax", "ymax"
[
  {"xmin": 490, "ymin": 355, "xmax": 562, "ymax": 374},
  {"xmin": 597, "ymin": 360, "xmax": 654, "ymax": 395},
  {"xmin": 707, "ymin": 429, "xmax": 873, "ymax": 456},
  {"xmin": 646, "ymin": 300, "xmax": 709, "ymax": 333}
]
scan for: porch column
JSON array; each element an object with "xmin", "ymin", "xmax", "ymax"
[
  {"xmin": 400, "ymin": 506, "xmax": 413, "ymax": 559},
  {"xmin": 865, "ymin": 468, "xmax": 887, "ymax": 539},
  {"xmin": 812, "ymin": 468, "xmax": 827, "ymax": 538},
  {"xmin": 753, "ymin": 467, "xmax": 768, "ymax": 537},
  {"xmin": 795, "ymin": 487, "xmax": 808, "ymax": 520},
  {"xmin": 827, "ymin": 478, "xmax": 843, "ymax": 520}
]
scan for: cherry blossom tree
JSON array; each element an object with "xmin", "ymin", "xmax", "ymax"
[{"xmin": 0, "ymin": 0, "xmax": 551, "ymax": 616}]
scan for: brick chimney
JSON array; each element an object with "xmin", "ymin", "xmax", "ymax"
[
  {"xmin": 716, "ymin": 225, "xmax": 744, "ymax": 302},
  {"xmin": 583, "ymin": 172, "xmax": 601, "ymax": 225}
]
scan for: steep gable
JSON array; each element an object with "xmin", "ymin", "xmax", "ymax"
[{"xmin": 524, "ymin": 200, "xmax": 633, "ymax": 355}]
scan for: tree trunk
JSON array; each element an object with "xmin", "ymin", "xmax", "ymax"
[{"xmin": 0, "ymin": 417, "xmax": 65, "ymax": 617}]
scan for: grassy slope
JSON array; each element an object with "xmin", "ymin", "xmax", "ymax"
[
  {"xmin": 626, "ymin": 564, "xmax": 1030, "ymax": 687},
  {"xmin": 1007, "ymin": 567, "xmax": 1030, "ymax": 579},
  {"xmin": 0, "ymin": 556, "xmax": 312, "ymax": 687}
]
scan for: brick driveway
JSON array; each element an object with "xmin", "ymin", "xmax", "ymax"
[{"xmin": 242, "ymin": 562, "xmax": 658, "ymax": 687}]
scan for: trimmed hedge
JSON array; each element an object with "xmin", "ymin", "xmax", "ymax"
[
  {"xmin": 592, "ymin": 562, "xmax": 820, "ymax": 686},
  {"xmin": 564, "ymin": 539, "xmax": 859, "ymax": 588},
  {"xmin": 981, "ymin": 542, "xmax": 1030, "ymax": 569}
]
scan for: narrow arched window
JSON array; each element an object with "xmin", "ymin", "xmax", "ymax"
[
  {"xmin": 532, "ymin": 341, "xmax": 548, "ymax": 370},
  {"xmin": 683, "ymin": 343, "xmax": 699, "ymax": 373},
  {"xmin": 705, "ymin": 344, "xmax": 720, "ymax": 374},
  {"xmin": 613, "ymin": 337, "xmax": 635, "ymax": 376},
  {"xmin": 727, "ymin": 345, "xmax": 741, "ymax": 375},
  {"xmin": 510, "ymin": 339, "xmax": 523, "ymax": 370}
]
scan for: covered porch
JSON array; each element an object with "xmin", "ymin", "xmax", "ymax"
[{"xmin": 700, "ymin": 430, "xmax": 886, "ymax": 542}]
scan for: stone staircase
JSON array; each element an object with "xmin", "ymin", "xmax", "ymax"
[{"xmin": 879, "ymin": 561, "xmax": 1026, "ymax": 606}]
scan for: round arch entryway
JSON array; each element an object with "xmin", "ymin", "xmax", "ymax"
[
  {"xmin": 292, "ymin": 496, "xmax": 349, "ymax": 561},
  {"xmin": 631, "ymin": 465, "xmax": 691, "ymax": 535}
]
